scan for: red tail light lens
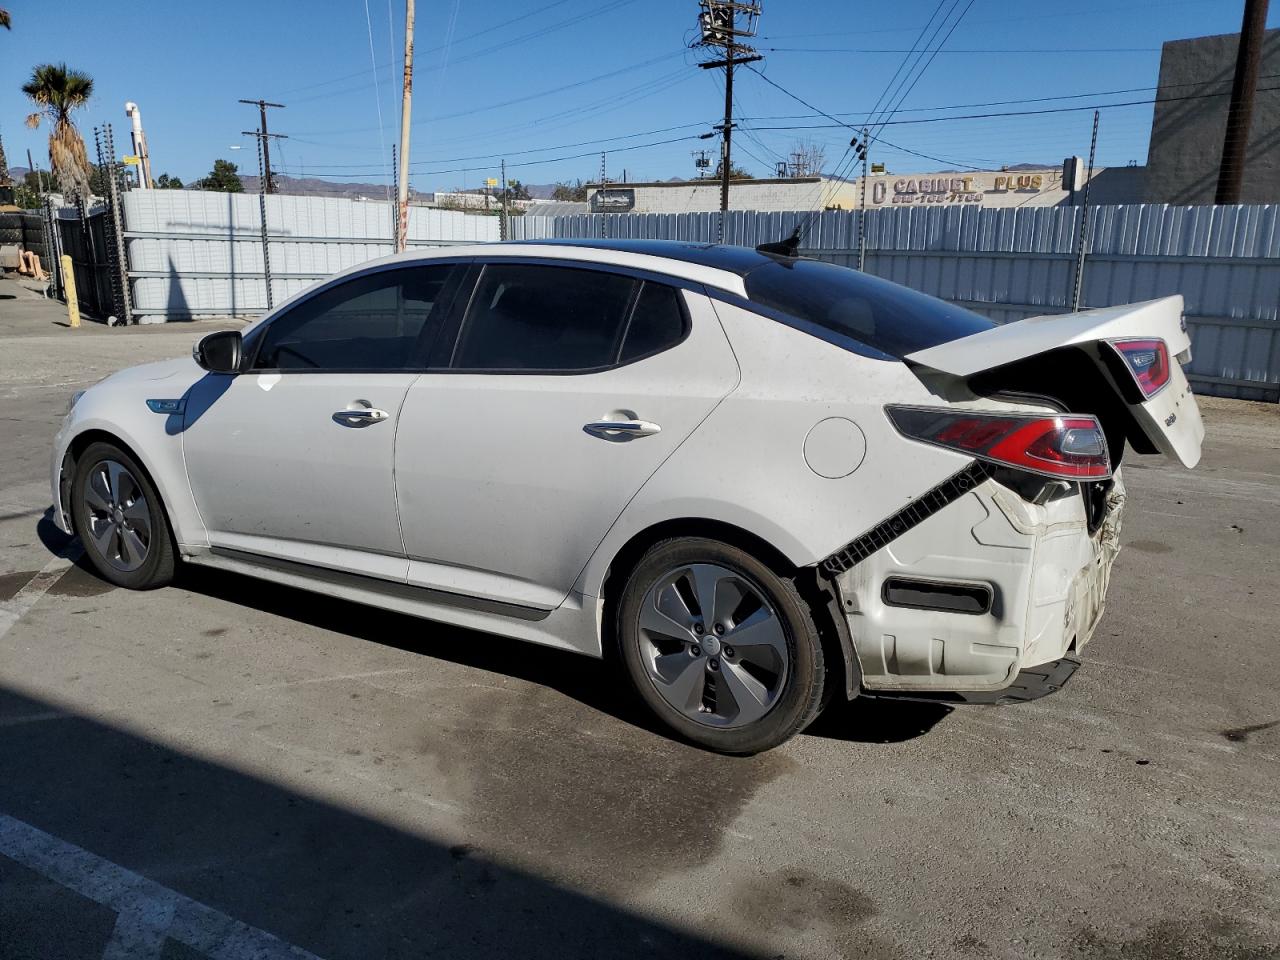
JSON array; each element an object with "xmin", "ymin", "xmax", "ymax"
[
  {"xmin": 1109, "ymin": 338, "xmax": 1170, "ymax": 398},
  {"xmin": 886, "ymin": 406, "xmax": 1112, "ymax": 480}
]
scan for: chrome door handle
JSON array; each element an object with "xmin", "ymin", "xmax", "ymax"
[
  {"xmin": 333, "ymin": 399, "xmax": 389, "ymax": 428},
  {"xmin": 583, "ymin": 419, "xmax": 662, "ymax": 441}
]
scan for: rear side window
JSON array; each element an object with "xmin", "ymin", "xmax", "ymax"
[
  {"xmin": 621, "ymin": 282, "xmax": 687, "ymax": 363},
  {"xmin": 254, "ymin": 264, "xmax": 456, "ymax": 371},
  {"xmin": 744, "ymin": 258, "xmax": 994, "ymax": 359},
  {"xmin": 453, "ymin": 264, "xmax": 685, "ymax": 372}
]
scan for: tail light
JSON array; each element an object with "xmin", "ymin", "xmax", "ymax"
[
  {"xmin": 1109, "ymin": 338, "xmax": 1170, "ymax": 397},
  {"xmin": 886, "ymin": 406, "xmax": 1111, "ymax": 480}
]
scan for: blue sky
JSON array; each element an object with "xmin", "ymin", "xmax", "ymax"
[{"xmin": 2, "ymin": 0, "xmax": 1275, "ymax": 192}]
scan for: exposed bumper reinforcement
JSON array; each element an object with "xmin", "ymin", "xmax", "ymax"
[{"xmin": 864, "ymin": 655, "xmax": 1082, "ymax": 706}]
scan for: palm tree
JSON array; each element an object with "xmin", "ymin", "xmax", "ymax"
[
  {"xmin": 0, "ymin": 10, "xmax": 11, "ymax": 29},
  {"xmin": 23, "ymin": 63, "xmax": 94, "ymax": 200}
]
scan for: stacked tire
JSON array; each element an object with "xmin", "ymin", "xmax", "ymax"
[{"xmin": 0, "ymin": 212, "xmax": 21, "ymax": 247}]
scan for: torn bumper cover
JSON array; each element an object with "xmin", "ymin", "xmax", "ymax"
[{"xmin": 827, "ymin": 465, "xmax": 1125, "ymax": 694}]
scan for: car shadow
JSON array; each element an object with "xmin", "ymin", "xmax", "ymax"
[
  {"xmin": 0, "ymin": 685, "xmax": 760, "ymax": 960},
  {"xmin": 36, "ymin": 511, "xmax": 954, "ymax": 747},
  {"xmin": 176, "ymin": 563, "xmax": 953, "ymax": 747}
]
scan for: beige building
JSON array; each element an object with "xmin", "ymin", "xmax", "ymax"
[
  {"xmin": 827, "ymin": 166, "xmax": 1145, "ymax": 210},
  {"xmin": 586, "ymin": 166, "xmax": 1144, "ymax": 215}
]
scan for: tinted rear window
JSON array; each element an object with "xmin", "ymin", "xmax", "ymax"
[{"xmin": 744, "ymin": 258, "xmax": 994, "ymax": 359}]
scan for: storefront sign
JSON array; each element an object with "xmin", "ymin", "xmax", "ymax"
[{"xmin": 868, "ymin": 171, "xmax": 1051, "ymax": 206}]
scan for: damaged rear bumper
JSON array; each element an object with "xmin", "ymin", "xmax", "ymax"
[{"xmin": 830, "ymin": 467, "xmax": 1125, "ymax": 695}]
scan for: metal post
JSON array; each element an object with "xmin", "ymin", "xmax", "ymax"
[
  {"xmin": 857, "ymin": 127, "xmax": 868, "ymax": 272},
  {"xmin": 1215, "ymin": 0, "xmax": 1270, "ymax": 204},
  {"xmin": 390, "ymin": 143, "xmax": 399, "ymax": 251},
  {"xmin": 254, "ymin": 130, "xmax": 273, "ymax": 310},
  {"xmin": 1071, "ymin": 111, "xmax": 1100, "ymax": 313},
  {"xmin": 499, "ymin": 158, "xmax": 509, "ymax": 242},
  {"xmin": 100, "ymin": 123, "xmax": 133, "ymax": 324}
]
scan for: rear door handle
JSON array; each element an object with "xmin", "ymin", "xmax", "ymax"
[
  {"xmin": 333, "ymin": 399, "xmax": 389, "ymax": 428},
  {"xmin": 583, "ymin": 419, "xmax": 662, "ymax": 441}
]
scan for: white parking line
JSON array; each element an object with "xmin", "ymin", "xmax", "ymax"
[
  {"xmin": 0, "ymin": 814, "xmax": 324, "ymax": 960},
  {"xmin": 0, "ymin": 545, "xmax": 82, "ymax": 640}
]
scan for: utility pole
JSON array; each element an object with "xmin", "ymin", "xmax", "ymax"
[
  {"xmin": 390, "ymin": 143, "xmax": 399, "ymax": 249},
  {"xmin": 241, "ymin": 102, "xmax": 286, "ymax": 311},
  {"xmin": 1215, "ymin": 0, "xmax": 1270, "ymax": 204},
  {"xmin": 693, "ymin": 1, "xmax": 763, "ymax": 241},
  {"xmin": 396, "ymin": 0, "xmax": 416, "ymax": 253},
  {"xmin": 857, "ymin": 127, "xmax": 869, "ymax": 271},
  {"xmin": 1071, "ymin": 110, "xmax": 1101, "ymax": 313},
  {"xmin": 499, "ymin": 159, "xmax": 509, "ymax": 242},
  {"xmin": 239, "ymin": 99, "xmax": 285, "ymax": 193},
  {"xmin": 26, "ymin": 149, "xmax": 42, "ymax": 195}
]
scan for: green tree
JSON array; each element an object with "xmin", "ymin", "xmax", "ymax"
[
  {"xmin": 23, "ymin": 63, "xmax": 94, "ymax": 199},
  {"xmin": 551, "ymin": 179, "xmax": 587, "ymax": 202},
  {"xmin": 0, "ymin": 9, "xmax": 10, "ymax": 29},
  {"xmin": 504, "ymin": 179, "xmax": 531, "ymax": 202},
  {"xmin": 155, "ymin": 173, "xmax": 184, "ymax": 189},
  {"xmin": 196, "ymin": 159, "xmax": 243, "ymax": 193},
  {"xmin": 714, "ymin": 161, "xmax": 753, "ymax": 180},
  {"xmin": 14, "ymin": 181, "xmax": 38, "ymax": 208}
]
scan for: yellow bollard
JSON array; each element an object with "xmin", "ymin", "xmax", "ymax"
[{"xmin": 61, "ymin": 254, "xmax": 80, "ymax": 329}]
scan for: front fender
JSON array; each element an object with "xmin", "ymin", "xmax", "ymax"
[{"xmin": 53, "ymin": 391, "xmax": 209, "ymax": 550}]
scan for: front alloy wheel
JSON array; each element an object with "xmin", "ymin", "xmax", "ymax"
[
  {"xmin": 71, "ymin": 441, "xmax": 176, "ymax": 590},
  {"xmin": 82, "ymin": 459, "xmax": 153, "ymax": 572},
  {"xmin": 618, "ymin": 538, "xmax": 826, "ymax": 754}
]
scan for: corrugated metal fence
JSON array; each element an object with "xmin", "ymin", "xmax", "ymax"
[
  {"xmin": 511, "ymin": 205, "xmax": 1280, "ymax": 400},
  {"xmin": 123, "ymin": 191, "xmax": 499, "ymax": 320}
]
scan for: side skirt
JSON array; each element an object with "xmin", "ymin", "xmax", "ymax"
[{"xmin": 181, "ymin": 546, "xmax": 604, "ymax": 658}]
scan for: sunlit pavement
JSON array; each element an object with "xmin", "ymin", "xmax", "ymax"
[{"xmin": 2, "ymin": 277, "xmax": 1278, "ymax": 959}]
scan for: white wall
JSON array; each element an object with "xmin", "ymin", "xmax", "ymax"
[{"xmin": 123, "ymin": 190, "xmax": 500, "ymax": 319}]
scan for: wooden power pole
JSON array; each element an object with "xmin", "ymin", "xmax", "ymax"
[
  {"xmin": 694, "ymin": 1, "xmax": 762, "ymax": 240},
  {"xmin": 1215, "ymin": 0, "xmax": 1270, "ymax": 204},
  {"xmin": 396, "ymin": 0, "xmax": 416, "ymax": 253},
  {"xmin": 239, "ymin": 99, "xmax": 284, "ymax": 193}
]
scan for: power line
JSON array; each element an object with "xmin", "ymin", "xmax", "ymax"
[
  {"xmin": 743, "ymin": 83, "xmax": 1280, "ymax": 132},
  {"xmin": 280, "ymin": 0, "xmax": 606, "ymax": 95},
  {"xmin": 290, "ymin": 51, "xmax": 690, "ymax": 135},
  {"xmin": 732, "ymin": 72, "xmax": 1280, "ymax": 123},
  {"xmin": 292, "ymin": 121, "xmax": 712, "ymax": 169},
  {"xmin": 277, "ymin": 132, "xmax": 707, "ymax": 180},
  {"xmin": 761, "ymin": 45, "xmax": 1161, "ymax": 54}
]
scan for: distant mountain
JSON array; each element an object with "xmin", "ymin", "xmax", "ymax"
[{"xmin": 239, "ymin": 174, "xmax": 424, "ymax": 200}]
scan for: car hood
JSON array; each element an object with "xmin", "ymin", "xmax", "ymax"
[{"xmin": 100, "ymin": 356, "xmax": 205, "ymax": 390}]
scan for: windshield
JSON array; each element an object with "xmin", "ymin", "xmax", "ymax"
[{"xmin": 744, "ymin": 258, "xmax": 995, "ymax": 359}]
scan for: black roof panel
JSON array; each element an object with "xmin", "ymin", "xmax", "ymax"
[{"xmin": 519, "ymin": 238, "xmax": 781, "ymax": 276}]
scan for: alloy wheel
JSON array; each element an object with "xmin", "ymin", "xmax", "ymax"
[
  {"xmin": 82, "ymin": 459, "xmax": 152, "ymax": 573},
  {"xmin": 637, "ymin": 563, "xmax": 790, "ymax": 728}
]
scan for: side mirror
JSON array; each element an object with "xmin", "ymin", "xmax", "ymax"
[{"xmin": 193, "ymin": 330, "xmax": 243, "ymax": 374}]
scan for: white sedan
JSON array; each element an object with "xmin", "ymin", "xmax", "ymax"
[{"xmin": 52, "ymin": 240, "xmax": 1204, "ymax": 753}]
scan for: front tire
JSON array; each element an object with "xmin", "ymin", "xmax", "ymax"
[
  {"xmin": 617, "ymin": 537, "xmax": 825, "ymax": 754},
  {"xmin": 71, "ymin": 441, "xmax": 176, "ymax": 590}
]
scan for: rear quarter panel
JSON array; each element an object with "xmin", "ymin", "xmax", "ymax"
[{"xmin": 574, "ymin": 298, "xmax": 979, "ymax": 596}]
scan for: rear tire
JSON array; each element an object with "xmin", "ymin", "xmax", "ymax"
[
  {"xmin": 616, "ymin": 537, "xmax": 825, "ymax": 754},
  {"xmin": 71, "ymin": 441, "xmax": 176, "ymax": 590}
]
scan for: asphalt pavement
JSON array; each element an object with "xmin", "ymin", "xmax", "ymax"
[{"xmin": 1, "ymin": 275, "xmax": 1277, "ymax": 960}]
